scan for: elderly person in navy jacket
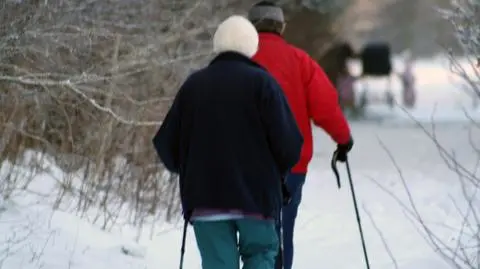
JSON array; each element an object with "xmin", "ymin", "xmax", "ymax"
[{"xmin": 152, "ymin": 15, "xmax": 303, "ymax": 269}]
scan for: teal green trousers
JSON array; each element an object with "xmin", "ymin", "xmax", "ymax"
[{"xmin": 193, "ymin": 219, "xmax": 279, "ymax": 269}]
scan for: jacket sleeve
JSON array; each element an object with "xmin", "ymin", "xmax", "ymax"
[
  {"xmin": 302, "ymin": 53, "xmax": 352, "ymax": 144},
  {"xmin": 152, "ymin": 89, "xmax": 182, "ymax": 174},
  {"xmin": 260, "ymin": 74, "xmax": 304, "ymax": 175}
]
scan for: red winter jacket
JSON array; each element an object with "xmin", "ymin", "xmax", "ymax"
[{"xmin": 253, "ymin": 33, "xmax": 351, "ymax": 173}]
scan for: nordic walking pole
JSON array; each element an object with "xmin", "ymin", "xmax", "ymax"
[
  {"xmin": 278, "ymin": 180, "xmax": 291, "ymax": 269},
  {"xmin": 278, "ymin": 210, "xmax": 285, "ymax": 269},
  {"xmin": 331, "ymin": 151, "xmax": 342, "ymax": 189},
  {"xmin": 331, "ymin": 152, "xmax": 371, "ymax": 269},
  {"xmin": 345, "ymin": 157, "xmax": 371, "ymax": 269},
  {"xmin": 179, "ymin": 218, "xmax": 188, "ymax": 269}
]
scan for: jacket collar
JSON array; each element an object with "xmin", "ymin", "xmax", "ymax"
[
  {"xmin": 258, "ymin": 32, "xmax": 285, "ymax": 42},
  {"xmin": 209, "ymin": 51, "xmax": 265, "ymax": 70}
]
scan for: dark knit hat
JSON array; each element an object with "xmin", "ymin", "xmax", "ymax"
[{"xmin": 248, "ymin": 1, "xmax": 285, "ymax": 23}]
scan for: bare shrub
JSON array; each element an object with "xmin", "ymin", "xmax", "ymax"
[
  {"xmin": 358, "ymin": 96, "xmax": 479, "ymax": 267},
  {"xmin": 361, "ymin": 1, "xmax": 480, "ymax": 266},
  {"xmin": 0, "ymin": 0, "xmax": 257, "ymax": 233},
  {"xmin": 440, "ymin": 0, "xmax": 480, "ymax": 107}
]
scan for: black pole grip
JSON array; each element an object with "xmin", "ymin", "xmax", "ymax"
[{"xmin": 331, "ymin": 150, "xmax": 342, "ymax": 189}]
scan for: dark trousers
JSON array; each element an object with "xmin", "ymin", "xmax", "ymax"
[
  {"xmin": 194, "ymin": 219, "xmax": 278, "ymax": 269},
  {"xmin": 275, "ymin": 173, "xmax": 306, "ymax": 269}
]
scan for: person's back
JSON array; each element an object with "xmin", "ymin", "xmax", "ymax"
[
  {"xmin": 250, "ymin": 13, "xmax": 351, "ymax": 175},
  {"xmin": 253, "ymin": 34, "xmax": 312, "ymax": 171},
  {"xmin": 152, "ymin": 15, "xmax": 303, "ymax": 269},
  {"xmin": 248, "ymin": 2, "xmax": 354, "ymax": 269},
  {"xmin": 174, "ymin": 53, "xmax": 299, "ymax": 215},
  {"xmin": 400, "ymin": 59, "xmax": 416, "ymax": 108}
]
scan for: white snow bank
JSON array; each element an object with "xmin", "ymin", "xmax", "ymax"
[
  {"xmin": 0, "ymin": 195, "xmax": 147, "ymax": 269},
  {"xmin": 0, "ymin": 153, "xmax": 178, "ymax": 269}
]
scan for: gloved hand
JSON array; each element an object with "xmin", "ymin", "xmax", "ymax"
[{"xmin": 334, "ymin": 138, "xmax": 354, "ymax": 163}]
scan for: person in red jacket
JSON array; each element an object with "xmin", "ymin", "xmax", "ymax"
[{"xmin": 248, "ymin": 2, "xmax": 354, "ymax": 269}]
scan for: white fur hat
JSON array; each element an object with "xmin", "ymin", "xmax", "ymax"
[{"xmin": 213, "ymin": 15, "xmax": 259, "ymax": 58}]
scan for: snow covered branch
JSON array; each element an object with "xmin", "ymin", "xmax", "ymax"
[
  {"xmin": 440, "ymin": 0, "xmax": 480, "ymax": 105},
  {"xmin": 0, "ymin": 0, "xmax": 260, "ymax": 235},
  {"xmin": 373, "ymin": 110, "xmax": 480, "ymax": 269}
]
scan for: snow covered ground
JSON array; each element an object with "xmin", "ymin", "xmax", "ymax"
[{"xmin": 1, "ymin": 57, "xmax": 479, "ymax": 269}]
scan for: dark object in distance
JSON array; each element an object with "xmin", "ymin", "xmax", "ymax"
[{"xmin": 360, "ymin": 42, "xmax": 392, "ymax": 76}]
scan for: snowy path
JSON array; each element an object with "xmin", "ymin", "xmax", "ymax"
[
  {"xmin": 156, "ymin": 118, "xmax": 479, "ymax": 269},
  {"xmin": 294, "ymin": 122, "xmax": 478, "ymax": 269}
]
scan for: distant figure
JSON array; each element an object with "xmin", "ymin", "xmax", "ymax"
[
  {"xmin": 320, "ymin": 41, "xmax": 356, "ymax": 90},
  {"xmin": 399, "ymin": 54, "xmax": 416, "ymax": 108},
  {"xmin": 337, "ymin": 65, "xmax": 359, "ymax": 115}
]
